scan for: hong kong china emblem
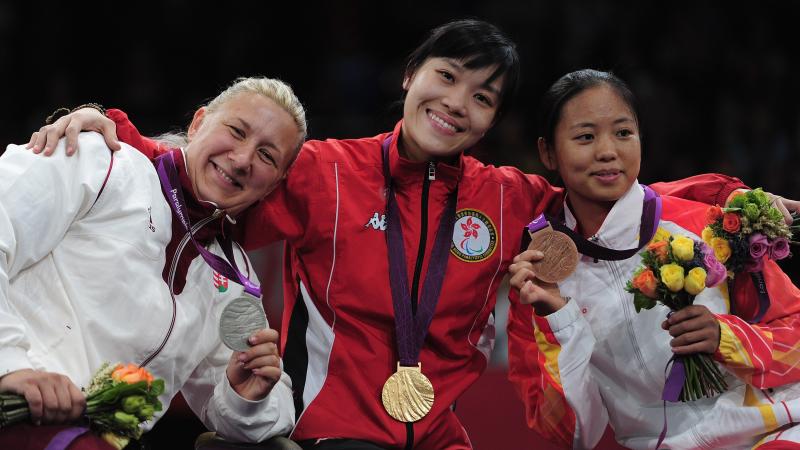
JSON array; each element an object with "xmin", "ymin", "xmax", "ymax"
[{"xmin": 450, "ymin": 209, "xmax": 497, "ymax": 262}]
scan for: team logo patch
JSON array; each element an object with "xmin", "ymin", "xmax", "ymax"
[
  {"xmin": 450, "ymin": 209, "xmax": 497, "ymax": 262},
  {"xmin": 213, "ymin": 271, "xmax": 229, "ymax": 293}
]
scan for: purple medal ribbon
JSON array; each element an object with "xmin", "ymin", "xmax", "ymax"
[
  {"xmin": 44, "ymin": 426, "xmax": 90, "ymax": 450},
  {"xmin": 382, "ymin": 135, "xmax": 456, "ymax": 367},
  {"xmin": 155, "ymin": 151, "xmax": 261, "ymax": 298},
  {"xmin": 748, "ymin": 272, "xmax": 771, "ymax": 323},
  {"xmin": 537, "ymin": 185, "xmax": 662, "ymax": 261}
]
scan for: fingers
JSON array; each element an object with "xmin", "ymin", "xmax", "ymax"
[
  {"xmin": 773, "ymin": 195, "xmax": 793, "ymax": 225},
  {"xmin": 512, "ymin": 249, "xmax": 544, "ymax": 264},
  {"xmin": 508, "ymin": 263, "xmax": 536, "ymax": 290},
  {"xmin": 664, "ymin": 305, "xmax": 720, "ymax": 354},
  {"xmin": 64, "ymin": 121, "xmax": 82, "ymax": 156},
  {"xmin": 67, "ymin": 381, "xmax": 86, "ymax": 422},
  {"xmin": 21, "ymin": 383, "xmax": 45, "ymax": 425},
  {"xmin": 99, "ymin": 121, "xmax": 121, "ymax": 151},
  {"xmin": 43, "ymin": 119, "xmax": 69, "ymax": 156}
]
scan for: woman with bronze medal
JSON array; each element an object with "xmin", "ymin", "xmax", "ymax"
[
  {"xmin": 27, "ymin": 22, "xmax": 783, "ymax": 450},
  {"xmin": 508, "ymin": 70, "xmax": 800, "ymax": 449}
]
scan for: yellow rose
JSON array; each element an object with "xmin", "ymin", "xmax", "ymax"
[
  {"xmin": 670, "ymin": 236, "xmax": 695, "ymax": 262},
  {"xmin": 684, "ymin": 267, "xmax": 707, "ymax": 295},
  {"xmin": 652, "ymin": 227, "xmax": 671, "ymax": 243},
  {"xmin": 701, "ymin": 226, "xmax": 714, "ymax": 245},
  {"xmin": 710, "ymin": 237, "xmax": 732, "ymax": 264},
  {"xmin": 660, "ymin": 264, "xmax": 685, "ymax": 292}
]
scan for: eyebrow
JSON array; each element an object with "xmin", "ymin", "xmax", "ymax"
[
  {"xmin": 569, "ymin": 117, "xmax": 635, "ymax": 130},
  {"xmin": 443, "ymin": 58, "xmax": 502, "ymax": 97}
]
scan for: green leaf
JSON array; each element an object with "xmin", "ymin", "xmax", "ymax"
[{"xmin": 633, "ymin": 292, "xmax": 656, "ymax": 313}]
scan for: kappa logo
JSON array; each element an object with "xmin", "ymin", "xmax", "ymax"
[
  {"xmin": 364, "ymin": 212, "xmax": 387, "ymax": 231},
  {"xmin": 213, "ymin": 271, "xmax": 229, "ymax": 293},
  {"xmin": 450, "ymin": 209, "xmax": 497, "ymax": 262}
]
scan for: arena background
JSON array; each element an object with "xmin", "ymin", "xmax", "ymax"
[{"xmin": 1, "ymin": 1, "xmax": 798, "ymax": 448}]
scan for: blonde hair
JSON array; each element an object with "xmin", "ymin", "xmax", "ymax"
[{"xmin": 154, "ymin": 76, "xmax": 308, "ymax": 159}]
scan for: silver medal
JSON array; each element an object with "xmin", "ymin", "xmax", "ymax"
[{"xmin": 219, "ymin": 296, "xmax": 267, "ymax": 352}]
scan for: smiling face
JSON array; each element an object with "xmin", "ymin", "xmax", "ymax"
[
  {"xmin": 539, "ymin": 84, "xmax": 641, "ymax": 210},
  {"xmin": 185, "ymin": 92, "xmax": 300, "ymax": 216},
  {"xmin": 400, "ymin": 57, "xmax": 504, "ymax": 161}
]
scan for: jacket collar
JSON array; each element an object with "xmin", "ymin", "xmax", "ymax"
[
  {"xmin": 386, "ymin": 120, "xmax": 462, "ymax": 190},
  {"xmin": 166, "ymin": 148, "xmax": 232, "ymax": 243},
  {"xmin": 563, "ymin": 181, "xmax": 644, "ymax": 250}
]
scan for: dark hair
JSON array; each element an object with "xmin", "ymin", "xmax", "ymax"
[
  {"xmin": 404, "ymin": 19, "xmax": 520, "ymax": 122},
  {"xmin": 538, "ymin": 69, "xmax": 639, "ymax": 145}
]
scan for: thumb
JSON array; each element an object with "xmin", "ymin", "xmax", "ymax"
[{"xmin": 100, "ymin": 122, "xmax": 122, "ymax": 151}]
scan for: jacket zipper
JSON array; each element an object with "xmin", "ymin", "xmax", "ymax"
[
  {"xmin": 409, "ymin": 162, "xmax": 436, "ymax": 316},
  {"xmin": 140, "ymin": 209, "xmax": 225, "ymax": 368},
  {"xmin": 404, "ymin": 161, "xmax": 435, "ymax": 450},
  {"xmin": 605, "ymin": 254, "xmax": 650, "ymax": 375}
]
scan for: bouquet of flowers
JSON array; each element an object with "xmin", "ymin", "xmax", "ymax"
[
  {"xmin": 0, "ymin": 363, "xmax": 164, "ymax": 449},
  {"xmin": 702, "ymin": 188, "xmax": 798, "ymax": 274},
  {"xmin": 626, "ymin": 230, "xmax": 729, "ymax": 401}
]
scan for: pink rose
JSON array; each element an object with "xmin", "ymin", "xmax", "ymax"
[
  {"xmin": 701, "ymin": 243, "xmax": 727, "ymax": 287},
  {"xmin": 770, "ymin": 237, "xmax": 791, "ymax": 260},
  {"xmin": 749, "ymin": 233, "xmax": 769, "ymax": 259}
]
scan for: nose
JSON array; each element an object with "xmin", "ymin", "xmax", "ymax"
[
  {"xmin": 441, "ymin": 86, "xmax": 468, "ymax": 117},
  {"xmin": 595, "ymin": 134, "xmax": 618, "ymax": 161},
  {"xmin": 227, "ymin": 145, "xmax": 255, "ymax": 174}
]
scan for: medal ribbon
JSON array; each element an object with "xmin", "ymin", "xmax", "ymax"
[
  {"xmin": 155, "ymin": 150, "xmax": 261, "ymax": 298},
  {"xmin": 382, "ymin": 135, "xmax": 457, "ymax": 367},
  {"xmin": 539, "ymin": 185, "xmax": 662, "ymax": 261}
]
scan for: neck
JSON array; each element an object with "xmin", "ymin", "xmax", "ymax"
[
  {"xmin": 567, "ymin": 194, "xmax": 615, "ymax": 238},
  {"xmin": 396, "ymin": 124, "xmax": 460, "ymax": 166},
  {"xmin": 397, "ymin": 123, "xmax": 429, "ymax": 162}
]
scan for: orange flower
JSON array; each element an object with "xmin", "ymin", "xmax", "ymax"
[
  {"xmin": 647, "ymin": 240, "xmax": 669, "ymax": 263},
  {"xmin": 111, "ymin": 364, "xmax": 154, "ymax": 386},
  {"xmin": 722, "ymin": 213, "xmax": 741, "ymax": 233},
  {"xmin": 632, "ymin": 268, "xmax": 658, "ymax": 298},
  {"xmin": 706, "ymin": 205, "xmax": 723, "ymax": 223}
]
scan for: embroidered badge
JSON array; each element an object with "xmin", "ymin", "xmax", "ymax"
[
  {"xmin": 450, "ymin": 209, "xmax": 497, "ymax": 262},
  {"xmin": 213, "ymin": 271, "xmax": 229, "ymax": 293}
]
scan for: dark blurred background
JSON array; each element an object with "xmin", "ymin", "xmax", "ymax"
[{"xmin": 2, "ymin": 1, "xmax": 798, "ymax": 448}]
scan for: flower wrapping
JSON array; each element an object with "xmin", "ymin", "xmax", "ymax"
[
  {"xmin": 626, "ymin": 229, "xmax": 729, "ymax": 401},
  {"xmin": 0, "ymin": 363, "xmax": 164, "ymax": 449}
]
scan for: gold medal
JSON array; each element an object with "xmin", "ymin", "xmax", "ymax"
[{"xmin": 381, "ymin": 362, "xmax": 434, "ymax": 422}]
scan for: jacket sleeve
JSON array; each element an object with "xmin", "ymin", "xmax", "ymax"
[
  {"xmin": 712, "ymin": 259, "xmax": 800, "ymax": 388},
  {"xmin": 650, "ymin": 174, "xmax": 747, "ymax": 206},
  {"xmin": 507, "ymin": 295, "xmax": 607, "ymax": 449},
  {"xmin": 0, "ymin": 135, "xmax": 111, "ymax": 377},
  {"xmin": 179, "ymin": 248, "xmax": 294, "ymax": 442},
  {"xmin": 180, "ymin": 339, "xmax": 294, "ymax": 442}
]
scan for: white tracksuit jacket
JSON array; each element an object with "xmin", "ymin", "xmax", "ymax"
[{"xmin": 0, "ymin": 132, "xmax": 293, "ymax": 442}]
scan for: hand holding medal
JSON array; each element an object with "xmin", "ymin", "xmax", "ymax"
[{"xmin": 508, "ymin": 214, "xmax": 578, "ymax": 315}]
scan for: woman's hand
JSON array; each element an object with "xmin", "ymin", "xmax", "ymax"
[
  {"xmin": 662, "ymin": 305, "xmax": 721, "ymax": 355},
  {"xmin": 226, "ymin": 328, "xmax": 283, "ymax": 401},
  {"xmin": 0, "ymin": 369, "xmax": 85, "ymax": 425},
  {"xmin": 27, "ymin": 108, "xmax": 120, "ymax": 156},
  {"xmin": 509, "ymin": 249, "xmax": 567, "ymax": 316}
]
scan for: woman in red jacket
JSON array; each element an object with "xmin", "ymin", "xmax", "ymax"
[{"xmin": 29, "ymin": 20, "xmax": 767, "ymax": 450}]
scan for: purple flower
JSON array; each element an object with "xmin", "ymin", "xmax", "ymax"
[
  {"xmin": 770, "ymin": 237, "xmax": 791, "ymax": 260},
  {"xmin": 749, "ymin": 233, "xmax": 769, "ymax": 259},
  {"xmin": 701, "ymin": 243, "xmax": 727, "ymax": 287}
]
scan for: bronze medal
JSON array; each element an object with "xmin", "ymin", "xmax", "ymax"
[
  {"xmin": 381, "ymin": 363, "xmax": 434, "ymax": 423},
  {"xmin": 528, "ymin": 226, "xmax": 579, "ymax": 283}
]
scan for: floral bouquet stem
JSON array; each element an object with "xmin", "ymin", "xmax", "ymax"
[
  {"xmin": 0, "ymin": 363, "xmax": 164, "ymax": 449},
  {"xmin": 676, "ymin": 354, "xmax": 728, "ymax": 402}
]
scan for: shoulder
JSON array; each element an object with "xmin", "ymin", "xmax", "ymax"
[
  {"xmin": 659, "ymin": 195, "xmax": 711, "ymax": 237},
  {"xmin": 299, "ymin": 132, "xmax": 387, "ymax": 167}
]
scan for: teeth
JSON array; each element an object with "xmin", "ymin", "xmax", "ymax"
[
  {"xmin": 428, "ymin": 111, "xmax": 457, "ymax": 132},
  {"xmin": 214, "ymin": 164, "xmax": 238, "ymax": 186}
]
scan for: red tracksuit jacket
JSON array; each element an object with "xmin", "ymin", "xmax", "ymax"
[{"xmin": 108, "ymin": 111, "xmax": 744, "ymax": 449}]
